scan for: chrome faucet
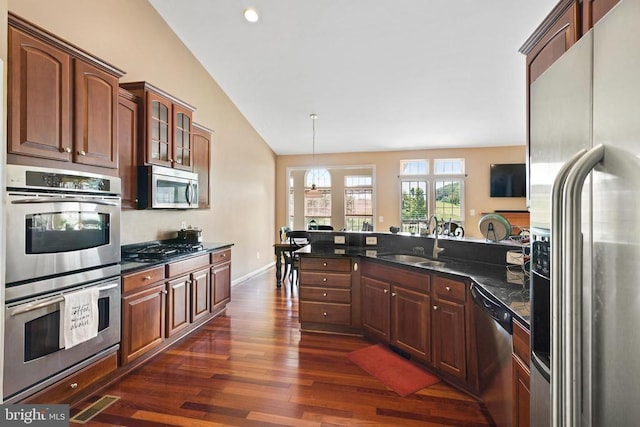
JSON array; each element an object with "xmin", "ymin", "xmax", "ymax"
[{"xmin": 428, "ymin": 214, "xmax": 445, "ymax": 259}]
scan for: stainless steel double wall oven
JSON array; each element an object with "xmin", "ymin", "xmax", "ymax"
[{"xmin": 4, "ymin": 165, "xmax": 122, "ymax": 402}]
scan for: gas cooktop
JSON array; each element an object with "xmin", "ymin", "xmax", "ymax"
[{"xmin": 122, "ymin": 241, "xmax": 204, "ymax": 262}]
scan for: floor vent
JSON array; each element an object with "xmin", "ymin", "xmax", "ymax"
[{"xmin": 70, "ymin": 395, "xmax": 120, "ymax": 424}]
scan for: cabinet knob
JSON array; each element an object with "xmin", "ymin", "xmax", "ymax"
[
  {"xmin": 144, "ymin": 275, "xmax": 152, "ymax": 281},
  {"xmin": 323, "ymin": 262, "xmax": 327, "ymax": 267},
  {"xmin": 70, "ymin": 382, "xmax": 78, "ymax": 389},
  {"xmin": 222, "ymin": 253, "xmax": 226, "ymax": 257},
  {"xmin": 322, "ymin": 277, "xmax": 327, "ymax": 282},
  {"xmin": 162, "ymin": 290, "xmax": 168, "ymax": 295},
  {"xmin": 168, "ymin": 158, "xmax": 174, "ymax": 162},
  {"xmin": 60, "ymin": 146, "xmax": 72, "ymax": 153},
  {"xmin": 383, "ymin": 289, "xmax": 388, "ymax": 294},
  {"xmin": 433, "ymin": 305, "xmax": 438, "ymax": 310},
  {"xmin": 323, "ymin": 292, "xmax": 327, "ymax": 297},
  {"xmin": 391, "ymin": 292, "xmax": 396, "ymax": 297},
  {"xmin": 445, "ymin": 286, "xmax": 451, "ymax": 292},
  {"xmin": 78, "ymin": 150, "xmax": 86, "ymax": 156},
  {"xmin": 323, "ymin": 312, "xmax": 328, "ymax": 317}
]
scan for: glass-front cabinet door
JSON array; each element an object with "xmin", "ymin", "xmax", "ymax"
[
  {"xmin": 147, "ymin": 91, "xmax": 172, "ymax": 167},
  {"xmin": 173, "ymin": 105, "xmax": 192, "ymax": 170}
]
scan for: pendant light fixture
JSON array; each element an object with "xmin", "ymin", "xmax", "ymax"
[{"xmin": 306, "ymin": 113, "xmax": 323, "ymax": 198}]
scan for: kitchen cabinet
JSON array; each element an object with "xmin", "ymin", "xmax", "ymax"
[
  {"xmin": 191, "ymin": 267, "xmax": 212, "ymax": 322},
  {"xmin": 8, "ymin": 14, "xmax": 124, "ymax": 171},
  {"xmin": 431, "ymin": 275, "xmax": 473, "ymax": 385},
  {"xmin": 583, "ymin": 0, "xmax": 620, "ymax": 29},
  {"xmin": 512, "ymin": 319, "xmax": 531, "ymax": 427},
  {"xmin": 118, "ymin": 89, "xmax": 140, "ymax": 209},
  {"xmin": 361, "ymin": 261, "xmax": 431, "ymax": 362},
  {"xmin": 299, "ymin": 257, "xmax": 359, "ymax": 334},
  {"xmin": 22, "ymin": 352, "xmax": 118, "ymax": 404},
  {"xmin": 192, "ymin": 123, "xmax": 212, "ymax": 208},
  {"xmin": 166, "ymin": 253, "xmax": 212, "ymax": 330},
  {"xmin": 166, "ymin": 274, "xmax": 191, "ymax": 337},
  {"xmin": 121, "ymin": 266, "xmax": 167, "ymax": 365},
  {"xmin": 212, "ymin": 259, "xmax": 231, "ymax": 314},
  {"xmin": 119, "ymin": 81, "xmax": 196, "ymax": 171}
]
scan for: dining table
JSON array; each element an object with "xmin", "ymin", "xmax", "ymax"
[{"xmin": 273, "ymin": 242, "xmax": 294, "ymax": 288}]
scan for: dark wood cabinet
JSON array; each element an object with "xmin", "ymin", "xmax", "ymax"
[
  {"xmin": 7, "ymin": 14, "xmax": 124, "ymax": 172},
  {"xmin": 583, "ymin": 0, "xmax": 620, "ymax": 29},
  {"xmin": 121, "ymin": 281, "xmax": 167, "ymax": 365},
  {"xmin": 512, "ymin": 320, "xmax": 531, "ymax": 427},
  {"xmin": 361, "ymin": 261, "xmax": 431, "ymax": 363},
  {"xmin": 212, "ymin": 260, "xmax": 231, "ymax": 313},
  {"xmin": 392, "ymin": 286, "xmax": 431, "ymax": 362},
  {"xmin": 191, "ymin": 267, "xmax": 211, "ymax": 322},
  {"xmin": 361, "ymin": 276, "xmax": 391, "ymax": 341},
  {"xmin": 166, "ymin": 275, "xmax": 191, "ymax": 337},
  {"xmin": 118, "ymin": 89, "xmax": 140, "ymax": 209},
  {"xmin": 120, "ymin": 81, "xmax": 195, "ymax": 170},
  {"xmin": 299, "ymin": 257, "xmax": 358, "ymax": 334},
  {"xmin": 431, "ymin": 276, "xmax": 469, "ymax": 382},
  {"xmin": 192, "ymin": 123, "xmax": 213, "ymax": 208}
]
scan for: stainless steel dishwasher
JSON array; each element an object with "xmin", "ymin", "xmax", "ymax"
[{"xmin": 471, "ymin": 283, "xmax": 513, "ymax": 427}]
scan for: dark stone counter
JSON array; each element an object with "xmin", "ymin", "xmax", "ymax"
[{"xmin": 296, "ymin": 244, "xmax": 530, "ymax": 327}]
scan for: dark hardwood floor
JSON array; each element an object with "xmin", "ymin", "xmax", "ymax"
[{"xmin": 72, "ymin": 268, "xmax": 493, "ymax": 426}]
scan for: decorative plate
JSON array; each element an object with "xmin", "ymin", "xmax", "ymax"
[{"xmin": 478, "ymin": 213, "xmax": 511, "ymax": 241}]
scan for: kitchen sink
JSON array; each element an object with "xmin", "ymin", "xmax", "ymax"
[{"xmin": 377, "ymin": 253, "xmax": 445, "ymax": 267}]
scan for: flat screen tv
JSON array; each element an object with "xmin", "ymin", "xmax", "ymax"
[{"xmin": 490, "ymin": 163, "xmax": 526, "ymax": 197}]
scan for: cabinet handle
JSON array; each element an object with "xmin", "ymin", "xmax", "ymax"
[
  {"xmin": 70, "ymin": 382, "xmax": 78, "ymax": 389},
  {"xmin": 323, "ymin": 312, "xmax": 328, "ymax": 317},
  {"xmin": 383, "ymin": 289, "xmax": 388, "ymax": 294},
  {"xmin": 60, "ymin": 146, "xmax": 72, "ymax": 153},
  {"xmin": 144, "ymin": 275, "xmax": 152, "ymax": 281},
  {"xmin": 445, "ymin": 286, "xmax": 451, "ymax": 292},
  {"xmin": 323, "ymin": 292, "xmax": 327, "ymax": 297},
  {"xmin": 78, "ymin": 150, "xmax": 86, "ymax": 156},
  {"xmin": 433, "ymin": 305, "xmax": 438, "ymax": 310}
]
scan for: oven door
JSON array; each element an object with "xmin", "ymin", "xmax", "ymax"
[
  {"xmin": 5, "ymin": 192, "xmax": 121, "ymax": 284},
  {"xmin": 3, "ymin": 276, "xmax": 121, "ymax": 400}
]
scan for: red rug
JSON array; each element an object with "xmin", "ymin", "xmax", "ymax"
[{"xmin": 347, "ymin": 344, "xmax": 440, "ymax": 396}]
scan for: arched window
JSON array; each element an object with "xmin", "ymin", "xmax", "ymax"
[{"xmin": 305, "ymin": 168, "xmax": 331, "ymax": 227}]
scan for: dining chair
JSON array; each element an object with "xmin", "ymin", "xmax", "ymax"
[{"xmin": 285, "ymin": 230, "xmax": 310, "ymax": 288}]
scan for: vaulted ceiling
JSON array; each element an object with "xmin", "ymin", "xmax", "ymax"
[{"xmin": 149, "ymin": 0, "xmax": 557, "ymax": 155}]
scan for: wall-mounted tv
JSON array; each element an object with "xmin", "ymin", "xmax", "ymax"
[{"xmin": 490, "ymin": 163, "xmax": 526, "ymax": 197}]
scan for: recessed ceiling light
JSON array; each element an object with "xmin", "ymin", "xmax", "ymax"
[{"xmin": 243, "ymin": 7, "xmax": 259, "ymax": 23}]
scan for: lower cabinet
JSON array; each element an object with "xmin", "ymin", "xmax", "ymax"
[
  {"xmin": 121, "ymin": 249, "xmax": 231, "ymax": 366},
  {"xmin": 361, "ymin": 261, "xmax": 431, "ymax": 363},
  {"xmin": 512, "ymin": 319, "xmax": 531, "ymax": 427}
]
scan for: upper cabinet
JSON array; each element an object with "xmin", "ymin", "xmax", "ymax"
[
  {"xmin": 120, "ymin": 82, "xmax": 196, "ymax": 171},
  {"xmin": 7, "ymin": 14, "xmax": 124, "ymax": 171},
  {"xmin": 192, "ymin": 123, "xmax": 213, "ymax": 209}
]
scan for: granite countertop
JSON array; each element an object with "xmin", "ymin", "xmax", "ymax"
[
  {"xmin": 297, "ymin": 244, "xmax": 530, "ymax": 327},
  {"xmin": 120, "ymin": 241, "xmax": 234, "ymax": 275}
]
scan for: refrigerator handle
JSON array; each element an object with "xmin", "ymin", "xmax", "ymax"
[
  {"xmin": 550, "ymin": 148, "xmax": 586, "ymax": 427},
  {"xmin": 560, "ymin": 144, "xmax": 604, "ymax": 427}
]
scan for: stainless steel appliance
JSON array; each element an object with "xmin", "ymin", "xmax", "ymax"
[
  {"xmin": 471, "ymin": 283, "xmax": 513, "ymax": 427},
  {"xmin": 5, "ymin": 164, "xmax": 121, "ymax": 285},
  {"xmin": 3, "ymin": 165, "xmax": 122, "ymax": 402},
  {"xmin": 3, "ymin": 275, "xmax": 121, "ymax": 402},
  {"xmin": 137, "ymin": 165, "xmax": 199, "ymax": 209},
  {"xmin": 121, "ymin": 241, "xmax": 204, "ymax": 262},
  {"xmin": 529, "ymin": 1, "xmax": 640, "ymax": 424}
]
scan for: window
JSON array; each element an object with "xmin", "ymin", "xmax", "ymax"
[
  {"xmin": 399, "ymin": 159, "xmax": 465, "ymax": 232},
  {"xmin": 433, "ymin": 159, "xmax": 465, "ymax": 225},
  {"xmin": 344, "ymin": 175, "xmax": 373, "ymax": 231},
  {"xmin": 305, "ymin": 168, "xmax": 331, "ymax": 226}
]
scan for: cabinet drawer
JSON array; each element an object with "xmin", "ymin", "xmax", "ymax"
[
  {"xmin": 24, "ymin": 352, "xmax": 117, "ymax": 404},
  {"xmin": 300, "ymin": 301, "xmax": 351, "ymax": 325},
  {"xmin": 123, "ymin": 265, "xmax": 165, "ymax": 293},
  {"xmin": 433, "ymin": 276, "xmax": 467, "ymax": 302},
  {"xmin": 362, "ymin": 261, "xmax": 430, "ymax": 293},
  {"xmin": 300, "ymin": 257, "xmax": 351, "ymax": 272},
  {"xmin": 300, "ymin": 287, "xmax": 351, "ymax": 303},
  {"xmin": 300, "ymin": 271, "xmax": 351, "ymax": 288},
  {"xmin": 210, "ymin": 249, "xmax": 231, "ymax": 265},
  {"xmin": 513, "ymin": 319, "xmax": 531, "ymax": 366},
  {"xmin": 166, "ymin": 253, "xmax": 210, "ymax": 278}
]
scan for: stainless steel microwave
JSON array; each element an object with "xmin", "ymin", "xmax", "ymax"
[{"xmin": 138, "ymin": 165, "xmax": 199, "ymax": 209}]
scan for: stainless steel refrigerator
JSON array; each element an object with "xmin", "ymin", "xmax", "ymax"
[{"xmin": 529, "ymin": 0, "xmax": 640, "ymax": 425}]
